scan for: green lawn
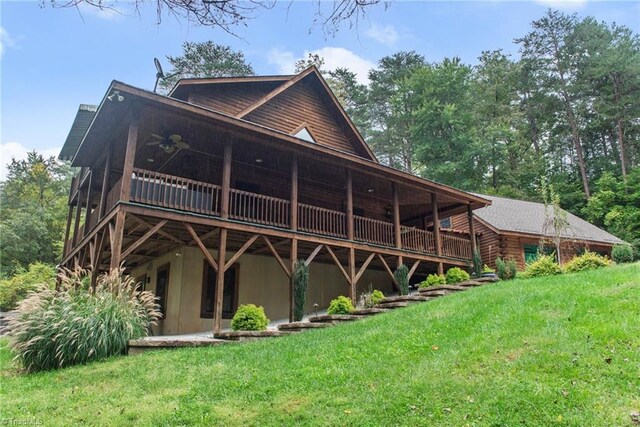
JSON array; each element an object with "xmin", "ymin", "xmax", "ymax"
[{"xmin": 1, "ymin": 263, "xmax": 639, "ymax": 426}]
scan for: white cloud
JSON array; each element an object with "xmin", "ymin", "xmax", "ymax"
[
  {"xmin": 365, "ymin": 24, "xmax": 399, "ymax": 47},
  {"xmin": 0, "ymin": 27, "xmax": 18, "ymax": 59},
  {"xmin": 0, "ymin": 142, "xmax": 61, "ymax": 181},
  {"xmin": 533, "ymin": 0, "xmax": 587, "ymax": 10},
  {"xmin": 267, "ymin": 48, "xmax": 296, "ymax": 74}
]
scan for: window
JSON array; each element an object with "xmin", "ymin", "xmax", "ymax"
[
  {"xmin": 293, "ymin": 127, "xmax": 316, "ymax": 143},
  {"xmin": 439, "ymin": 217, "xmax": 452, "ymax": 229},
  {"xmin": 155, "ymin": 264, "xmax": 170, "ymax": 317},
  {"xmin": 201, "ymin": 262, "xmax": 239, "ymax": 319},
  {"xmin": 523, "ymin": 244, "xmax": 555, "ymax": 264},
  {"xmin": 135, "ymin": 274, "xmax": 147, "ymax": 292}
]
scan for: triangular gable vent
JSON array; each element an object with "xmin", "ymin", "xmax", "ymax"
[{"xmin": 294, "ymin": 127, "xmax": 316, "ymax": 143}]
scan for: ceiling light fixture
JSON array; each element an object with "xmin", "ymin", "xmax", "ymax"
[
  {"xmin": 255, "ymin": 158, "xmax": 263, "ymax": 163},
  {"xmin": 367, "ymin": 188, "xmax": 375, "ymax": 193}
]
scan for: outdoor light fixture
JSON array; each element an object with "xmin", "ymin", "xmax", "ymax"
[
  {"xmin": 255, "ymin": 158, "xmax": 263, "ymax": 163},
  {"xmin": 313, "ymin": 303, "xmax": 319, "ymax": 317},
  {"xmin": 146, "ymin": 158, "xmax": 154, "ymax": 163},
  {"xmin": 107, "ymin": 90, "xmax": 124, "ymax": 102},
  {"xmin": 367, "ymin": 188, "xmax": 375, "ymax": 193}
]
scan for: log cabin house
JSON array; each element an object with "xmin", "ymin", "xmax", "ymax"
[
  {"xmin": 58, "ymin": 67, "xmax": 490, "ymax": 334},
  {"xmin": 449, "ymin": 194, "xmax": 624, "ymax": 271}
]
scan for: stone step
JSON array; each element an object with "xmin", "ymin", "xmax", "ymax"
[
  {"xmin": 351, "ymin": 308, "xmax": 390, "ymax": 316},
  {"xmin": 308, "ymin": 314, "xmax": 365, "ymax": 323},
  {"xmin": 375, "ymin": 301, "xmax": 409, "ymax": 309},
  {"xmin": 128, "ymin": 337, "xmax": 229, "ymax": 355},
  {"xmin": 380, "ymin": 295, "xmax": 432, "ymax": 303},
  {"xmin": 214, "ymin": 330, "xmax": 294, "ymax": 341},
  {"xmin": 278, "ymin": 322, "xmax": 333, "ymax": 331},
  {"xmin": 457, "ymin": 280, "xmax": 483, "ymax": 288},
  {"xmin": 474, "ymin": 276, "xmax": 500, "ymax": 283},
  {"xmin": 417, "ymin": 289, "xmax": 450, "ymax": 297}
]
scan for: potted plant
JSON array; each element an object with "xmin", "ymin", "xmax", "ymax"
[{"xmin": 481, "ymin": 264, "xmax": 497, "ymax": 278}]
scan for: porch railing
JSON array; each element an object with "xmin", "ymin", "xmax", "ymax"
[{"xmin": 122, "ymin": 168, "xmax": 473, "ymax": 260}]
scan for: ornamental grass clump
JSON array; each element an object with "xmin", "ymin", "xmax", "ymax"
[
  {"xmin": 358, "ymin": 288, "xmax": 384, "ymax": 308},
  {"xmin": 327, "ymin": 296, "xmax": 354, "ymax": 315},
  {"xmin": 231, "ymin": 304, "xmax": 269, "ymax": 331},
  {"xmin": 10, "ymin": 267, "xmax": 160, "ymax": 373},
  {"xmin": 564, "ymin": 251, "xmax": 612, "ymax": 273}
]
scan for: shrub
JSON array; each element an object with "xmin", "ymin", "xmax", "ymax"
[
  {"xmin": 10, "ymin": 267, "xmax": 161, "ymax": 373},
  {"xmin": 327, "ymin": 296, "xmax": 354, "ymax": 315},
  {"xmin": 612, "ymin": 244, "xmax": 634, "ymax": 264},
  {"xmin": 394, "ymin": 265, "xmax": 409, "ymax": 296},
  {"xmin": 292, "ymin": 261, "xmax": 309, "ymax": 322},
  {"xmin": 482, "ymin": 264, "xmax": 494, "ymax": 273},
  {"xmin": 0, "ymin": 262, "xmax": 56, "ymax": 311},
  {"xmin": 419, "ymin": 273, "xmax": 446, "ymax": 288},
  {"xmin": 564, "ymin": 251, "xmax": 612, "ymax": 273},
  {"xmin": 445, "ymin": 267, "xmax": 470, "ymax": 284},
  {"xmin": 472, "ymin": 250, "xmax": 483, "ymax": 277},
  {"xmin": 231, "ymin": 304, "xmax": 269, "ymax": 331},
  {"xmin": 495, "ymin": 257, "xmax": 517, "ymax": 280},
  {"xmin": 359, "ymin": 289, "xmax": 385, "ymax": 308},
  {"xmin": 522, "ymin": 254, "xmax": 562, "ymax": 278}
]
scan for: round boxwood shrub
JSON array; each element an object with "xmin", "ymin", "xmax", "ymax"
[
  {"xmin": 327, "ymin": 296, "xmax": 354, "ymax": 315},
  {"xmin": 419, "ymin": 273, "xmax": 446, "ymax": 288},
  {"xmin": 522, "ymin": 254, "xmax": 562, "ymax": 278},
  {"xmin": 564, "ymin": 251, "xmax": 612, "ymax": 273},
  {"xmin": 445, "ymin": 267, "xmax": 470, "ymax": 284},
  {"xmin": 10, "ymin": 267, "xmax": 161, "ymax": 373},
  {"xmin": 612, "ymin": 244, "xmax": 634, "ymax": 264},
  {"xmin": 231, "ymin": 304, "xmax": 269, "ymax": 331},
  {"xmin": 371, "ymin": 290, "xmax": 384, "ymax": 306}
]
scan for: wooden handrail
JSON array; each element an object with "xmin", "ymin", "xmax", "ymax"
[
  {"xmin": 229, "ymin": 187, "xmax": 290, "ymax": 228},
  {"xmin": 354, "ymin": 215, "xmax": 394, "ymax": 247},
  {"xmin": 400, "ymin": 226, "xmax": 435, "ymax": 253},
  {"xmin": 299, "ymin": 203, "xmax": 346, "ymax": 238},
  {"xmin": 441, "ymin": 233, "xmax": 472, "ymax": 260}
]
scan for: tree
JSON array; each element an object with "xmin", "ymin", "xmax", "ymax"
[
  {"xmin": 43, "ymin": 0, "xmax": 384, "ymax": 36},
  {"xmin": 0, "ymin": 152, "xmax": 72, "ymax": 277},
  {"xmin": 517, "ymin": 10, "xmax": 592, "ymax": 199},
  {"xmin": 158, "ymin": 42, "xmax": 254, "ymax": 93}
]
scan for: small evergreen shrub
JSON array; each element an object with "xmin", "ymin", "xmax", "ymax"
[
  {"xmin": 495, "ymin": 257, "xmax": 517, "ymax": 280},
  {"xmin": 522, "ymin": 254, "xmax": 562, "ymax": 278},
  {"xmin": 0, "ymin": 262, "xmax": 56, "ymax": 311},
  {"xmin": 231, "ymin": 304, "xmax": 269, "ymax": 331},
  {"xmin": 445, "ymin": 267, "xmax": 470, "ymax": 284},
  {"xmin": 472, "ymin": 250, "xmax": 483, "ymax": 277},
  {"xmin": 292, "ymin": 261, "xmax": 309, "ymax": 322},
  {"xmin": 327, "ymin": 296, "xmax": 354, "ymax": 315},
  {"xmin": 419, "ymin": 274, "xmax": 446, "ymax": 288},
  {"xmin": 612, "ymin": 244, "xmax": 634, "ymax": 264},
  {"xmin": 394, "ymin": 265, "xmax": 409, "ymax": 296},
  {"xmin": 564, "ymin": 251, "xmax": 612, "ymax": 273},
  {"xmin": 10, "ymin": 267, "xmax": 161, "ymax": 373}
]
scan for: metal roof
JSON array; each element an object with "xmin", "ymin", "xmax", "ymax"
[
  {"xmin": 59, "ymin": 104, "xmax": 97, "ymax": 161},
  {"xmin": 472, "ymin": 194, "xmax": 625, "ymax": 245}
]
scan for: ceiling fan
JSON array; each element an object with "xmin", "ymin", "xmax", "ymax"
[{"xmin": 146, "ymin": 133, "xmax": 190, "ymax": 154}]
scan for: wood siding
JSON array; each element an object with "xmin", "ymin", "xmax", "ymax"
[
  {"xmin": 451, "ymin": 214, "xmax": 501, "ymax": 269},
  {"xmin": 244, "ymin": 81, "xmax": 358, "ymax": 155},
  {"xmin": 187, "ymin": 82, "xmax": 282, "ymax": 116}
]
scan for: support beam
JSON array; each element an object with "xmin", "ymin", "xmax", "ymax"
[
  {"xmin": 346, "ymin": 168, "xmax": 354, "ymax": 241},
  {"xmin": 185, "ymin": 223, "xmax": 218, "ymax": 273},
  {"xmin": 224, "ymin": 234, "xmax": 259, "ymax": 271},
  {"xmin": 122, "ymin": 220, "xmax": 168, "ymax": 259},
  {"xmin": 128, "ymin": 214, "xmax": 182, "ymax": 244},
  {"xmin": 262, "ymin": 235, "xmax": 291, "ymax": 277},
  {"xmin": 290, "ymin": 156, "xmax": 298, "ymax": 231},
  {"xmin": 304, "ymin": 244, "xmax": 324, "ymax": 267},
  {"xmin": 348, "ymin": 247, "xmax": 356, "ymax": 302},
  {"xmin": 213, "ymin": 228, "xmax": 227, "ymax": 333},
  {"xmin": 393, "ymin": 182, "xmax": 401, "ymax": 250},
  {"xmin": 354, "ymin": 252, "xmax": 376, "ymax": 285},
  {"xmin": 109, "ymin": 210, "xmax": 126, "ymax": 270},
  {"xmin": 289, "ymin": 237, "xmax": 298, "ymax": 322},
  {"xmin": 467, "ymin": 204, "xmax": 478, "ymax": 256},
  {"xmin": 83, "ymin": 171, "xmax": 94, "ymax": 234},
  {"xmin": 63, "ymin": 205, "xmax": 73, "ymax": 257},
  {"xmin": 220, "ymin": 141, "xmax": 233, "ymax": 219},
  {"xmin": 377, "ymin": 254, "xmax": 399, "ymax": 288},
  {"xmin": 325, "ymin": 245, "xmax": 350, "ymax": 284},
  {"xmin": 72, "ymin": 189, "xmax": 83, "ymax": 246},
  {"xmin": 188, "ymin": 228, "xmax": 219, "ymax": 246},
  {"xmin": 98, "ymin": 147, "xmax": 113, "ymax": 219},
  {"xmin": 119, "ymin": 110, "xmax": 139, "ymax": 202},
  {"xmin": 408, "ymin": 260, "xmax": 421, "ymax": 280},
  {"xmin": 432, "ymin": 193, "xmax": 444, "ymax": 275}
]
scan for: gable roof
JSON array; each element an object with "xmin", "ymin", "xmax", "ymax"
[
  {"xmin": 169, "ymin": 67, "xmax": 378, "ymax": 162},
  {"xmin": 472, "ymin": 194, "xmax": 624, "ymax": 245},
  {"xmin": 59, "ymin": 104, "xmax": 97, "ymax": 160}
]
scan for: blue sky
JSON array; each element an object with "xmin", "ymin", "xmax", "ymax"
[{"xmin": 1, "ymin": 0, "xmax": 639, "ymax": 179}]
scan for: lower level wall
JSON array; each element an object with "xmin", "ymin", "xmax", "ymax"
[{"xmin": 130, "ymin": 246, "xmax": 394, "ymax": 335}]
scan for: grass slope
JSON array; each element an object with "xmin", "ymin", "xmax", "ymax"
[{"xmin": 1, "ymin": 263, "xmax": 639, "ymax": 426}]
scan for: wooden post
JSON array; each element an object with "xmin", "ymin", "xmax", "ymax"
[
  {"xmin": 119, "ymin": 110, "xmax": 139, "ymax": 202},
  {"xmin": 392, "ymin": 182, "xmax": 402, "ymax": 267},
  {"xmin": 220, "ymin": 141, "xmax": 233, "ymax": 219},
  {"xmin": 289, "ymin": 156, "xmax": 299, "ymax": 322},
  {"xmin": 213, "ymin": 228, "xmax": 228, "ymax": 333},
  {"xmin": 98, "ymin": 148, "xmax": 113, "ymax": 219},
  {"xmin": 62, "ymin": 205, "xmax": 74, "ymax": 257},
  {"xmin": 348, "ymin": 247, "xmax": 356, "ymax": 303},
  {"xmin": 467, "ymin": 204, "xmax": 477, "ymax": 256},
  {"xmin": 109, "ymin": 210, "xmax": 126, "ymax": 270},
  {"xmin": 83, "ymin": 171, "xmax": 93, "ymax": 236},
  {"xmin": 72, "ymin": 189, "xmax": 83, "ymax": 246},
  {"xmin": 346, "ymin": 168, "xmax": 354, "ymax": 241},
  {"xmin": 432, "ymin": 193, "xmax": 444, "ymax": 275},
  {"xmin": 289, "ymin": 238, "xmax": 297, "ymax": 322}
]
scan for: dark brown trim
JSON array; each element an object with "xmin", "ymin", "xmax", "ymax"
[
  {"xmin": 201, "ymin": 260, "xmax": 239, "ymax": 319},
  {"xmin": 156, "ymin": 263, "xmax": 171, "ymax": 318}
]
